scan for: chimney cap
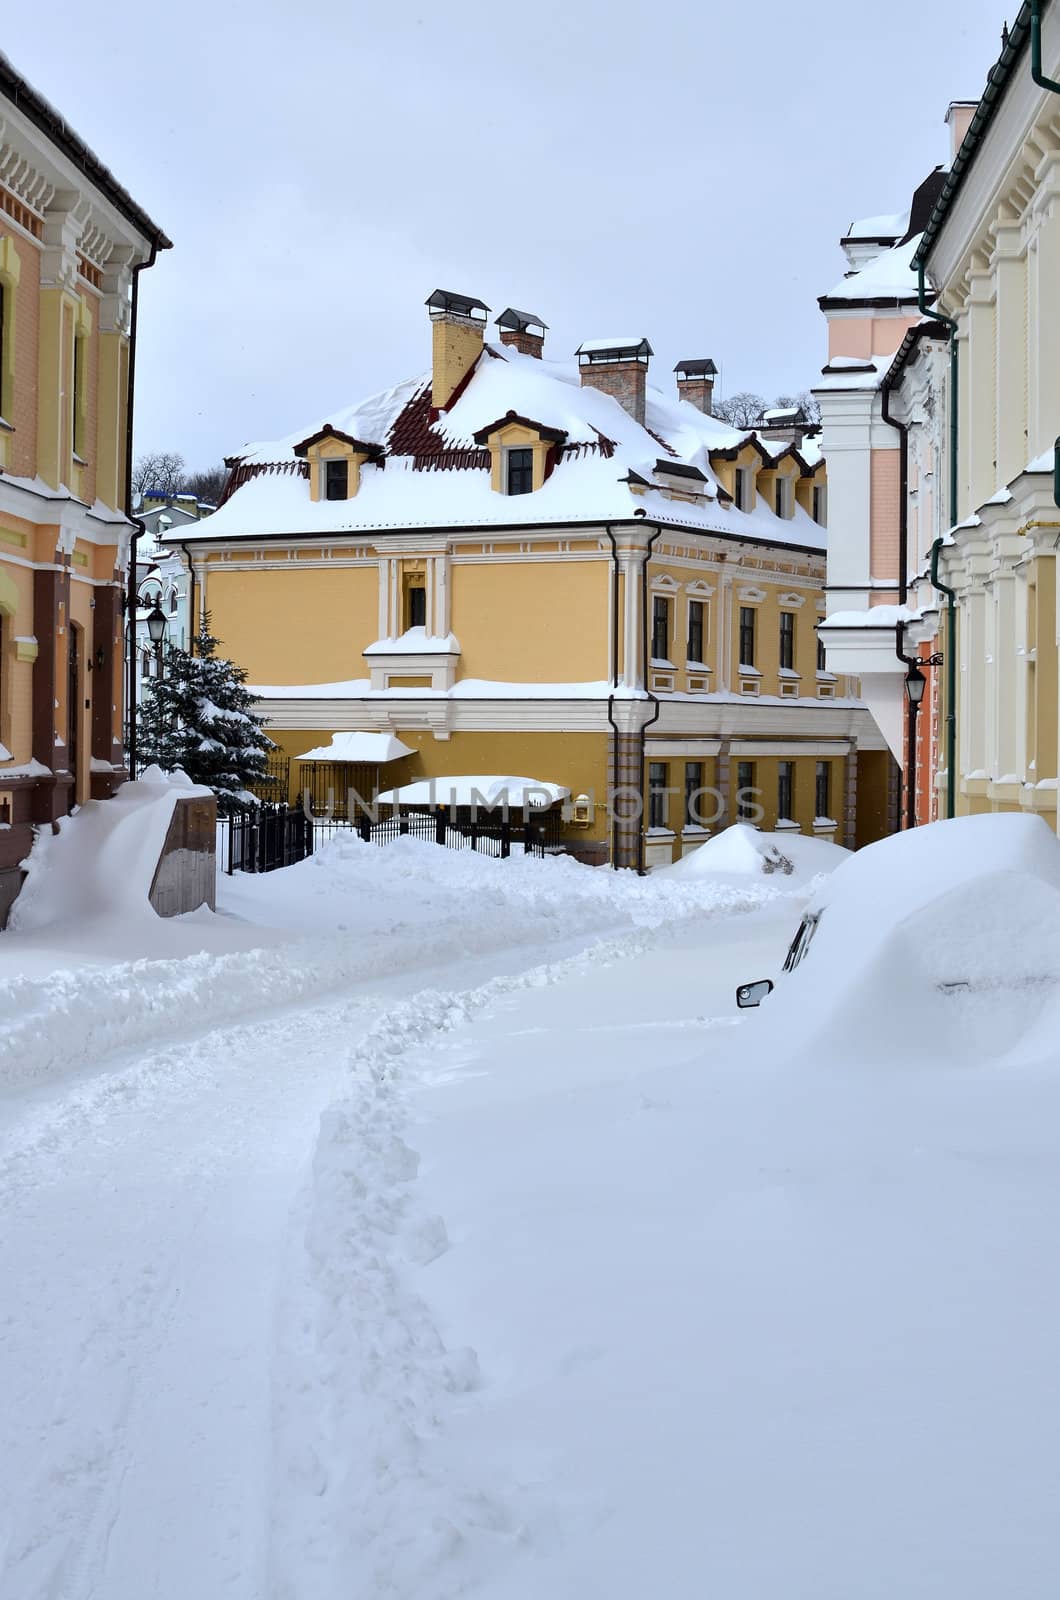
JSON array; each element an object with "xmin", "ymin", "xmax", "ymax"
[
  {"xmin": 426, "ymin": 289, "xmax": 490, "ymax": 322},
  {"xmin": 577, "ymin": 336, "xmax": 653, "ymax": 365},
  {"xmin": 496, "ymin": 307, "xmax": 548, "ymax": 334},
  {"xmin": 674, "ymin": 357, "xmax": 718, "ymax": 379}
]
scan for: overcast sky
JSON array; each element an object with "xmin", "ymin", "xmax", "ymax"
[{"xmin": 8, "ymin": 0, "xmax": 1007, "ymax": 472}]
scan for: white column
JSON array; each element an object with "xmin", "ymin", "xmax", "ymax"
[
  {"xmin": 621, "ymin": 551, "xmax": 641, "ymax": 689},
  {"xmin": 994, "ymin": 568, "xmax": 1018, "ymax": 780},
  {"xmin": 1030, "ymin": 153, "xmax": 1060, "ymax": 459},
  {"xmin": 966, "ymin": 267, "xmax": 997, "ymax": 512},
  {"xmin": 992, "ymin": 221, "xmax": 1026, "ymax": 489},
  {"xmin": 964, "ymin": 586, "xmax": 988, "ymax": 777},
  {"xmin": 376, "ymin": 559, "xmax": 388, "ymax": 639}
]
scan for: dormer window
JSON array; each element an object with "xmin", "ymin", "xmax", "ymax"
[
  {"xmin": 506, "ymin": 448, "xmax": 534, "ymax": 496},
  {"xmin": 325, "ymin": 459, "xmax": 349, "ymax": 500},
  {"xmin": 735, "ymin": 467, "xmax": 753, "ymax": 511},
  {"xmin": 473, "ymin": 412, "xmax": 568, "ymax": 498},
  {"xmin": 407, "ymin": 585, "xmax": 427, "ymax": 628},
  {"xmin": 775, "ymin": 476, "xmax": 793, "ymax": 519}
]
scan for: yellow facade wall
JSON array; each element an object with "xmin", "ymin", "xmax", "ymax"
[
  {"xmin": 451, "ymin": 558, "xmax": 609, "ymax": 682},
  {"xmin": 203, "ymin": 563, "xmax": 379, "ymax": 684}
]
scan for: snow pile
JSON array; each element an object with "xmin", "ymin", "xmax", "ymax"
[
  {"xmin": 663, "ymin": 823, "xmax": 850, "ymax": 884},
  {"xmin": 755, "ymin": 813, "xmax": 1060, "ymax": 1062},
  {"xmin": 9, "ymin": 767, "xmax": 212, "ymax": 935},
  {"xmin": 0, "ymin": 834, "xmax": 791, "ymax": 1090}
]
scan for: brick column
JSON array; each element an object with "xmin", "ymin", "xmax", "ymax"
[
  {"xmin": 844, "ymin": 743, "xmax": 858, "ymax": 849},
  {"xmin": 31, "ymin": 566, "xmax": 70, "ymax": 825},
  {"xmin": 91, "ymin": 581, "xmax": 122, "ymax": 797},
  {"xmin": 608, "ymin": 728, "xmax": 643, "ymax": 869}
]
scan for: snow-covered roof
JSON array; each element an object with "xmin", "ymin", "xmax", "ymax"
[
  {"xmin": 822, "ymin": 232, "xmax": 924, "ymax": 305},
  {"xmin": 297, "ymin": 732, "xmax": 414, "ymax": 764},
  {"xmin": 190, "ymin": 345, "xmax": 826, "ymax": 553},
  {"xmin": 842, "ymin": 209, "xmax": 908, "ymax": 242},
  {"xmin": 377, "ymin": 775, "xmax": 570, "ymax": 809}
]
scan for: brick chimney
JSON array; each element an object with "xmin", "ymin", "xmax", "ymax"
[
  {"xmin": 945, "ymin": 101, "xmax": 978, "ymax": 163},
  {"xmin": 426, "ymin": 289, "xmax": 489, "ymax": 409},
  {"xmin": 577, "ymin": 337, "xmax": 653, "ymax": 425},
  {"xmin": 674, "ymin": 358, "xmax": 717, "ymax": 415},
  {"xmin": 496, "ymin": 307, "xmax": 546, "ymax": 358}
]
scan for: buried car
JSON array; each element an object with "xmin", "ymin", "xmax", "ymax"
[{"xmin": 735, "ymin": 812, "xmax": 1060, "ymax": 1063}]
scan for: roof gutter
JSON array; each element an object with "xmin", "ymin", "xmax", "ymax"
[
  {"xmin": 1032, "ymin": 0, "xmax": 1060, "ymax": 93},
  {"xmin": 637, "ymin": 522, "xmax": 663, "ymax": 876},
  {"xmin": 605, "ymin": 525, "xmax": 622, "ymax": 870}
]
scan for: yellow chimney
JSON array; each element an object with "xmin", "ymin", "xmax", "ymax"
[{"xmin": 426, "ymin": 289, "xmax": 489, "ymax": 410}]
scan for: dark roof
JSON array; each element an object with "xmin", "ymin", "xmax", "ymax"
[
  {"xmin": 577, "ymin": 337, "xmax": 653, "ymax": 362},
  {"xmin": 653, "ymin": 458, "xmax": 707, "ymax": 481},
  {"xmin": 426, "ymin": 289, "xmax": 490, "ymax": 319},
  {"xmin": 914, "ymin": 3, "xmax": 1039, "ymax": 269},
  {"xmin": 496, "ymin": 307, "xmax": 548, "ymax": 333},
  {"xmin": 881, "ymin": 317, "xmax": 953, "ymax": 391},
  {"xmin": 900, "ymin": 166, "xmax": 948, "ymax": 243},
  {"xmin": 0, "ymin": 49, "xmax": 171, "ymax": 249},
  {"xmin": 291, "ymin": 425, "xmax": 384, "ymax": 459},
  {"xmin": 673, "ymin": 358, "xmax": 718, "ymax": 378},
  {"xmin": 471, "ymin": 410, "xmax": 567, "ymax": 446}
]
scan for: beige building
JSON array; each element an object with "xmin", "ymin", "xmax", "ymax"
[
  {"xmin": 172, "ymin": 292, "xmax": 891, "ymax": 866},
  {"xmin": 0, "ymin": 51, "xmax": 169, "ymax": 921},
  {"xmin": 915, "ymin": 0, "xmax": 1060, "ymax": 823}
]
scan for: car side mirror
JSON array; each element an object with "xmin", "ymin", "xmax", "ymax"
[{"xmin": 736, "ymin": 978, "xmax": 774, "ymax": 1009}]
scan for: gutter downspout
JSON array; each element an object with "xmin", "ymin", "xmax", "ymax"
[
  {"xmin": 124, "ymin": 238, "xmax": 160, "ymax": 778},
  {"xmin": 917, "ymin": 259, "xmax": 959, "ymax": 819},
  {"xmin": 1032, "ymin": 0, "xmax": 1060, "ymax": 95},
  {"xmin": 605, "ymin": 525, "xmax": 621, "ymax": 870},
  {"xmin": 931, "ymin": 539, "xmax": 958, "ymax": 820},
  {"xmin": 178, "ymin": 540, "xmax": 197, "ymax": 656},
  {"xmin": 881, "ymin": 371, "xmax": 918, "ymax": 826},
  {"xmin": 637, "ymin": 522, "xmax": 663, "ymax": 876}
]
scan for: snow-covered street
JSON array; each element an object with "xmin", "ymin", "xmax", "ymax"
[{"xmin": 3, "ymin": 826, "xmax": 1060, "ymax": 1598}]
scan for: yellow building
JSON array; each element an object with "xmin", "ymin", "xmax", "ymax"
[
  {"xmin": 0, "ymin": 52, "xmax": 170, "ymax": 920},
  {"xmin": 173, "ymin": 293, "xmax": 890, "ymax": 867}
]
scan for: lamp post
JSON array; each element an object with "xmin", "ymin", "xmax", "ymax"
[
  {"xmin": 146, "ymin": 600, "xmax": 167, "ymax": 676},
  {"xmin": 903, "ymin": 654, "xmax": 943, "ymax": 830}
]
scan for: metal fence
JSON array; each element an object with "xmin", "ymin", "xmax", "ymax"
[{"xmin": 219, "ymin": 802, "xmax": 562, "ymax": 875}]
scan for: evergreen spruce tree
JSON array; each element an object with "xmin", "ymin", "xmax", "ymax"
[{"xmin": 138, "ymin": 614, "xmax": 275, "ymax": 813}]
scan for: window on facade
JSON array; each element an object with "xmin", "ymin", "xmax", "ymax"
[
  {"xmin": 648, "ymin": 761, "xmax": 670, "ymax": 829},
  {"xmin": 817, "ymin": 633, "xmax": 827, "ymax": 672},
  {"xmin": 325, "ymin": 458, "xmax": 352, "ymax": 500},
  {"xmin": 506, "ymin": 448, "xmax": 533, "ymax": 496},
  {"xmin": 736, "ymin": 760, "xmax": 756, "ymax": 820},
  {"xmin": 739, "ymin": 606, "xmax": 756, "ymax": 668},
  {"xmin": 652, "ymin": 595, "xmax": 671, "ymax": 661},
  {"xmin": 684, "ymin": 760, "xmax": 703, "ymax": 827},
  {"xmin": 815, "ymin": 760, "xmax": 831, "ymax": 819},
  {"xmin": 779, "ymin": 611, "xmax": 795, "ymax": 671},
  {"xmin": 407, "ymin": 584, "xmax": 427, "ymax": 629},
  {"xmin": 734, "ymin": 467, "xmax": 752, "ymax": 511},
  {"xmin": 777, "ymin": 760, "xmax": 794, "ymax": 821},
  {"xmin": 812, "ymin": 484, "xmax": 826, "ymax": 525},
  {"xmin": 687, "ymin": 600, "xmax": 704, "ymax": 663},
  {"xmin": 169, "ymin": 588, "xmax": 178, "ymax": 615},
  {"xmin": 0, "ymin": 283, "xmax": 5, "ymax": 416},
  {"xmin": 324, "ymin": 458, "xmax": 349, "ymax": 500}
]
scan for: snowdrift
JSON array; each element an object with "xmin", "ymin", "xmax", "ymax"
[
  {"xmin": 662, "ymin": 823, "xmax": 850, "ymax": 884},
  {"xmin": 751, "ymin": 812, "xmax": 1060, "ymax": 1063},
  {"xmin": 9, "ymin": 767, "xmax": 212, "ymax": 934}
]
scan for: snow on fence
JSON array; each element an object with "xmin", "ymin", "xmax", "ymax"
[{"xmin": 217, "ymin": 803, "xmax": 561, "ymax": 875}]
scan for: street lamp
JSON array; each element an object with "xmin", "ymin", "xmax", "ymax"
[
  {"xmin": 904, "ymin": 662, "xmax": 927, "ymax": 707},
  {"xmin": 903, "ymin": 654, "xmax": 943, "ymax": 830},
  {"xmin": 146, "ymin": 601, "xmax": 167, "ymax": 676}
]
